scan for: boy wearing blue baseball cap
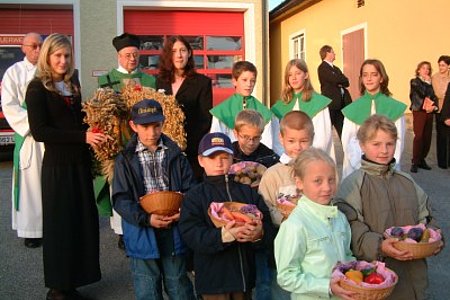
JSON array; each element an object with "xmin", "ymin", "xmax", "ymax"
[
  {"xmin": 179, "ymin": 132, "xmax": 276, "ymax": 300},
  {"xmin": 112, "ymin": 99, "xmax": 195, "ymax": 300}
]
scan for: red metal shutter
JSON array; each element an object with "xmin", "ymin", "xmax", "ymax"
[
  {"xmin": 0, "ymin": 8, "xmax": 73, "ymax": 35},
  {"xmin": 125, "ymin": 10, "xmax": 243, "ymax": 36}
]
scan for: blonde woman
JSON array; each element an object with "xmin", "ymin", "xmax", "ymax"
[{"xmin": 26, "ymin": 33, "xmax": 106, "ymax": 300}]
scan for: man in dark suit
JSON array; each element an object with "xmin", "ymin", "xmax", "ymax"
[{"xmin": 318, "ymin": 45, "xmax": 352, "ymax": 138}]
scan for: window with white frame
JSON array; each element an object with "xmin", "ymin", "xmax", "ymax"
[{"xmin": 291, "ymin": 33, "xmax": 305, "ymax": 60}]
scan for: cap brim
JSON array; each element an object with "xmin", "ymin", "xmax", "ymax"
[
  {"xmin": 201, "ymin": 147, "xmax": 233, "ymax": 156},
  {"xmin": 133, "ymin": 115, "xmax": 165, "ymax": 125}
]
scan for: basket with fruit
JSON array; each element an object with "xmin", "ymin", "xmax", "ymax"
[
  {"xmin": 384, "ymin": 224, "xmax": 442, "ymax": 259},
  {"xmin": 228, "ymin": 161, "xmax": 267, "ymax": 187},
  {"xmin": 276, "ymin": 194, "xmax": 301, "ymax": 218},
  {"xmin": 332, "ymin": 260, "xmax": 398, "ymax": 300},
  {"xmin": 208, "ymin": 202, "xmax": 262, "ymax": 228}
]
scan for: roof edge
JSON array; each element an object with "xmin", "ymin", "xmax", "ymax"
[{"xmin": 270, "ymin": 0, "xmax": 322, "ymax": 22}]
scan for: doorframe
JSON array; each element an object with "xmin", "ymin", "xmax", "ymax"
[{"xmin": 340, "ymin": 22, "xmax": 368, "ymax": 61}]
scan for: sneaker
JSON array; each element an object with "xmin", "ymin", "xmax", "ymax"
[
  {"xmin": 24, "ymin": 238, "xmax": 42, "ymax": 248},
  {"xmin": 410, "ymin": 165, "xmax": 418, "ymax": 173},
  {"xmin": 418, "ymin": 160, "xmax": 431, "ymax": 170}
]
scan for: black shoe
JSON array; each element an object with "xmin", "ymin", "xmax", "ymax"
[
  {"xmin": 410, "ymin": 165, "xmax": 418, "ymax": 173},
  {"xmin": 118, "ymin": 235, "xmax": 125, "ymax": 250},
  {"xmin": 24, "ymin": 238, "xmax": 42, "ymax": 248},
  {"xmin": 46, "ymin": 289, "xmax": 67, "ymax": 300},
  {"xmin": 68, "ymin": 289, "xmax": 94, "ymax": 300},
  {"xmin": 418, "ymin": 160, "xmax": 432, "ymax": 170}
]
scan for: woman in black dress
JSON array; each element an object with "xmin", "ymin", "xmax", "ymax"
[
  {"xmin": 26, "ymin": 33, "xmax": 106, "ymax": 300},
  {"xmin": 156, "ymin": 35, "xmax": 213, "ymax": 181}
]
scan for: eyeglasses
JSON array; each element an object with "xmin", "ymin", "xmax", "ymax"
[
  {"xmin": 122, "ymin": 52, "xmax": 139, "ymax": 60},
  {"xmin": 237, "ymin": 132, "xmax": 262, "ymax": 143},
  {"xmin": 23, "ymin": 43, "xmax": 42, "ymax": 50}
]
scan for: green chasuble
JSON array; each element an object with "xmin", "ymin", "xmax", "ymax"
[
  {"xmin": 209, "ymin": 94, "xmax": 273, "ymax": 129},
  {"xmin": 342, "ymin": 91, "xmax": 407, "ymax": 125},
  {"xmin": 95, "ymin": 69, "xmax": 155, "ymax": 216},
  {"xmin": 271, "ymin": 91, "xmax": 331, "ymax": 120},
  {"xmin": 98, "ymin": 68, "xmax": 156, "ymax": 92}
]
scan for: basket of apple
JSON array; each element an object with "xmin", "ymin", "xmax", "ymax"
[
  {"xmin": 384, "ymin": 223, "xmax": 442, "ymax": 259},
  {"xmin": 332, "ymin": 260, "xmax": 398, "ymax": 300}
]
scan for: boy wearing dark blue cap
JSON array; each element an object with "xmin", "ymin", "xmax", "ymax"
[
  {"xmin": 112, "ymin": 99, "xmax": 195, "ymax": 300},
  {"xmin": 179, "ymin": 132, "xmax": 276, "ymax": 300}
]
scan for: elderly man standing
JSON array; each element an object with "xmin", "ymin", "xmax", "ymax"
[
  {"xmin": 97, "ymin": 33, "xmax": 156, "ymax": 250},
  {"xmin": 1, "ymin": 32, "xmax": 45, "ymax": 248},
  {"xmin": 98, "ymin": 32, "xmax": 155, "ymax": 91}
]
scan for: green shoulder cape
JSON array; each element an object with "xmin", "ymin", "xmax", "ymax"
[
  {"xmin": 98, "ymin": 69, "xmax": 156, "ymax": 92},
  {"xmin": 342, "ymin": 91, "xmax": 407, "ymax": 125},
  {"xmin": 271, "ymin": 91, "xmax": 331, "ymax": 119},
  {"xmin": 209, "ymin": 94, "xmax": 273, "ymax": 129}
]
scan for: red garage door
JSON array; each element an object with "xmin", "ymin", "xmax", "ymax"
[
  {"xmin": 0, "ymin": 8, "xmax": 73, "ymax": 35},
  {"xmin": 125, "ymin": 10, "xmax": 245, "ymax": 106},
  {"xmin": 0, "ymin": 7, "xmax": 74, "ymax": 80}
]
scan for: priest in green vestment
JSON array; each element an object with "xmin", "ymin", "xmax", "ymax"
[{"xmin": 96, "ymin": 33, "xmax": 156, "ymax": 241}]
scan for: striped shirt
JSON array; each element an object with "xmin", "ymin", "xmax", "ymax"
[{"xmin": 136, "ymin": 138, "xmax": 169, "ymax": 193}]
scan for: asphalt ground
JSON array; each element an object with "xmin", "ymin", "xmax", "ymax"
[{"xmin": 1, "ymin": 116, "xmax": 449, "ymax": 299}]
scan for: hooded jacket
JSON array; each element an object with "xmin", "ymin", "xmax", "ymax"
[
  {"xmin": 112, "ymin": 133, "xmax": 194, "ymax": 259},
  {"xmin": 179, "ymin": 174, "xmax": 276, "ymax": 295}
]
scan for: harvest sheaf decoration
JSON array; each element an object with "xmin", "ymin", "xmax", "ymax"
[{"xmin": 82, "ymin": 84, "xmax": 187, "ymax": 183}]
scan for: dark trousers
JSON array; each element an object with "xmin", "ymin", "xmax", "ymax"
[
  {"xmin": 436, "ymin": 113, "xmax": 450, "ymax": 168},
  {"xmin": 329, "ymin": 108, "xmax": 344, "ymax": 138},
  {"xmin": 412, "ymin": 111, "xmax": 434, "ymax": 165},
  {"xmin": 202, "ymin": 291, "xmax": 252, "ymax": 300}
]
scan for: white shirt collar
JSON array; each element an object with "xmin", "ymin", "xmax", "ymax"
[
  {"xmin": 279, "ymin": 153, "xmax": 293, "ymax": 164},
  {"xmin": 117, "ymin": 65, "xmax": 137, "ymax": 74},
  {"xmin": 324, "ymin": 60, "xmax": 334, "ymax": 68},
  {"xmin": 23, "ymin": 57, "xmax": 37, "ymax": 71}
]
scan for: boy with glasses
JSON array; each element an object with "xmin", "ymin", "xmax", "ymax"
[{"xmin": 233, "ymin": 109, "xmax": 279, "ymax": 168}]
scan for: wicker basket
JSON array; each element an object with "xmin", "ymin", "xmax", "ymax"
[
  {"xmin": 229, "ymin": 161, "xmax": 267, "ymax": 187},
  {"xmin": 393, "ymin": 239, "xmax": 441, "ymax": 259},
  {"xmin": 339, "ymin": 271, "xmax": 398, "ymax": 300},
  {"xmin": 276, "ymin": 201, "xmax": 296, "ymax": 218},
  {"xmin": 208, "ymin": 202, "xmax": 251, "ymax": 228},
  {"xmin": 140, "ymin": 191, "xmax": 183, "ymax": 215}
]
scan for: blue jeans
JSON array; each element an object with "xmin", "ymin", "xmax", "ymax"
[
  {"xmin": 254, "ymin": 249, "xmax": 273, "ymax": 300},
  {"xmin": 130, "ymin": 255, "xmax": 195, "ymax": 300},
  {"xmin": 271, "ymin": 269, "xmax": 291, "ymax": 300}
]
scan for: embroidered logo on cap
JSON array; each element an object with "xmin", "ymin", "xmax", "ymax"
[
  {"xmin": 211, "ymin": 137, "xmax": 225, "ymax": 146},
  {"xmin": 138, "ymin": 107, "xmax": 157, "ymax": 114}
]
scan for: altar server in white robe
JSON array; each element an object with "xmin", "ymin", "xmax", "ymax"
[{"xmin": 1, "ymin": 32, "xmax": 45, "ymax": 248}]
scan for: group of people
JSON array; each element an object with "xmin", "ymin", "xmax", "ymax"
[
  {"xmin": 0, "ymin": 31, "xmax": 447, "ymax": 300},
  {"xmin": 409, "ymin": 56, "xmax": 450, "ymax": 173}
]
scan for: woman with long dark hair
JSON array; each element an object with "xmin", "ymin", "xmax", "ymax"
[
  {"xmin": 156, "ymin": 35, "xmax": 213, "ymax": 181},
  {"xmin": 26, "ymin": 33, "xmax": 106, "ymax": 299}
]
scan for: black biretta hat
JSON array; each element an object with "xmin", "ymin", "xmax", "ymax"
[{"xmin": 112, "ymin": 33, "xmax": 140, "ymax": 52}]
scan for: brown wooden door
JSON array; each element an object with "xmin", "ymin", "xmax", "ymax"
[{"xmin": 342, "ymin": 28, "xmax": 364, "ymax": 100}]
